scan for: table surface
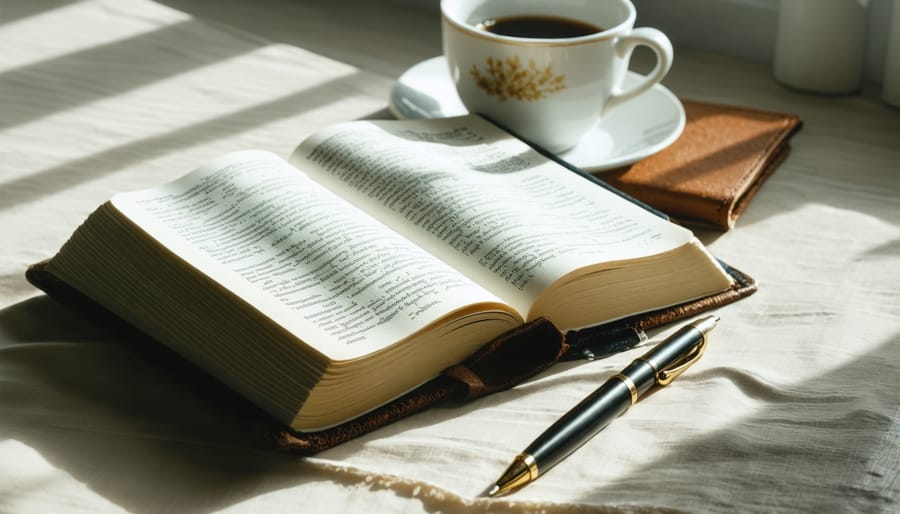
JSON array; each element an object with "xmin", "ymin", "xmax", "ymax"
[{"xmin": 2, "ymin": 1, "xmax": 899, "ymax": 513}]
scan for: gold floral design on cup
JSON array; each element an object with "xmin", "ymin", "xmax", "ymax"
[{"xmin": 469, "ymin": 56, "xmax": 566, "ymax": 101}]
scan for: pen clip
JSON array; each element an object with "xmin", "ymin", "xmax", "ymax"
[{"xmin": 656, "ymin": 334, "xmax": 708, "ymax": 386}]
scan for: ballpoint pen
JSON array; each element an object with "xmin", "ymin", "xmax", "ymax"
[{"xmin": 488, "ymin": 314, "xmax": 719, "ymax": 497}]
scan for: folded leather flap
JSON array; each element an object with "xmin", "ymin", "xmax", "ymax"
[{"xmin": 444, "ymin": 317, "xmax": 566, "ymax": 399}]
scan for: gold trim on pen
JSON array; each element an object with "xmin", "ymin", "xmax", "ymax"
[
  {"xmin": 656, "ymin": 334, "xmax": 709, "ymax": 386},
  {"xmin": 611, "ymin": 373, "xmax": 639, "ymax": 405},
  {"xmin": 489, "ymin": 453, "xmax": 539, "ymax": 497},
  {"xmin": 522, "ymin": 453, "xmax": 538, "ymax": 478}
]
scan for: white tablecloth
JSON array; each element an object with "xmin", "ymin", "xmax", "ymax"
[{"xmin": 2, "ymin": 1, "xmax": 899, "ymax": 512}]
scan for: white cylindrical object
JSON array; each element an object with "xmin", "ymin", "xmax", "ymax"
[
  {"xmin": 883, "ymin": 0, "xmax": 900, "ymax": 107},
  {"xmin": 773, "ymin": 0, "xmax": 868, "ymax": 94}
]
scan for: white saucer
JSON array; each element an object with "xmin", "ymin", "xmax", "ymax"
[{"xmin": 389, "ymin": 56, "xmax": 685, "ymax": 172}]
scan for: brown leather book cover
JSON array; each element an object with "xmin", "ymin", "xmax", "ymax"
[
  {"xmin": 596, "ymin": 100, "xmax": 803, "ymax": 230},
  {"xmin": 25, "ymin": 258, "xmax": 756, "ymax": 454}
]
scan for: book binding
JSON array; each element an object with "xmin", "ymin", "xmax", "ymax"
[{"xmin": 26, "ymin": 258, "xmax": 756, "ymax": 454}]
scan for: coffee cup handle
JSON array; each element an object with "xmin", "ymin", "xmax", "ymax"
[{"xmin": 605, "ymin": 27, "xmax": 674, "ymax": 113}]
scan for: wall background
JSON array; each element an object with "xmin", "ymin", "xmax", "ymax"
[{"xmin": 404, "ymin": 0, "xmax": 896, "ymax": 85}]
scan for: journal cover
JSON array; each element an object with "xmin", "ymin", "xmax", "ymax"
[
  {"xmin": 595, "ymin": 100, "xmax": 803, "ymax": 229},
  {"xmin": 25, "ymin": 259, "xmax": 756, "ymax": 455}
]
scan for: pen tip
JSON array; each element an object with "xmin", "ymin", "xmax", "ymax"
[{"xmin": 488, "ymin": 453, "xmax": 536, "ymax": 497}]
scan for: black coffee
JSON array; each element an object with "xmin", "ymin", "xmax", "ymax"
[{"xmin": 478, "ymin": 15, "xmax": 602, "ymax": 39}]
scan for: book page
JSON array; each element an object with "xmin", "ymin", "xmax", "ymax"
[
  {"xmin": 292, "ymin": 116, "xmax": 694, "ymax": 316},
  {"xmin": 111, "ymin": 150, "xmax": 515, "ymax": 360}
]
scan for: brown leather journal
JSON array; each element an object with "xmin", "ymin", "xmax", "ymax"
[
  {"xmin": 596, "ymin": 100, "xmax": 803, "ymax": 230},
  {"xmin": 26, "ymin": 259, "xmax": 756, "ymax": 454}
]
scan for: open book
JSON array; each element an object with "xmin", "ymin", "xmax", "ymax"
[{"xmin": 43, "ymin": 115, "xmax": 734, "ymax": 432}]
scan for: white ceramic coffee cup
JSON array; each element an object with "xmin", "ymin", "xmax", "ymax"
[{"xmin": 441, "ymin": 0, "xmax": 673, "ymax": 153}]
